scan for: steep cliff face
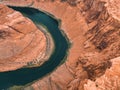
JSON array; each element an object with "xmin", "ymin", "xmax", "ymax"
[
  {"xmin": 32, "ymin": 1, "xmax": 120, "ymax": 89},
  {"xmin": 84, "ymin": 57, "xmax": 120, "ymax": 90},
  {"xmin": 1, "ymin": 0, "xmax": 120, "ymax": 90},
  {"xmin": 84, "ymin": 0, "xmax": 120, "ymax": 58},
  {"xmin": 80, "ymin": 0, "xmax": 120, "ymax": 89},
  {"xmin": 0, "ymin": 4, "xmax": 48, "ymax": 72},
  {"xmin": 78, "ymin": 0, "xmax": 120, "ymax": 80}
]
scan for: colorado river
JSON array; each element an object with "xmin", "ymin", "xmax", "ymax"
[{"xmin": 0, "ymin": 7, "xmax": 69, "ymax": 89}]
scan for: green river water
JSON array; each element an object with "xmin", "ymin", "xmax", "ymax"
[{"xmin": 0, "ymin": 7, "xmax": 69, "ymax": 89}]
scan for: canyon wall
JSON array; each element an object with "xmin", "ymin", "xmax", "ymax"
[
  {"xmin": 0, "ymin": 4, "xmax": 52, "ymax": 72},
  {"xmin": 1, "ymin": 0, "xmax": 120, "ymax": 90}
]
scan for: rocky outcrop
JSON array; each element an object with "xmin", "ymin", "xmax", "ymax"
[
  {"xmin": 84, "ymin": 57, "xmax": 120, "ymax": 90},
  {"xmin": 0, "ymin": 4, "xmax": 49, "ymax": 72},
  {"xmin": 1, "ymin": 0, "xmax": 120, "ymax": 90}
]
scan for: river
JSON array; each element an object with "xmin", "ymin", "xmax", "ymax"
[{"xmin": 0, "ymin": 7, "xmax": 69, "ymax": 89}]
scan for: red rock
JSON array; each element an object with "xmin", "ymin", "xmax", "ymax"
[
  {"xmin": 1, "ymin": 0, "xmax": 120, "ymax": 90},
  {"xmin": 0, "ymin": 4, "xmax": 48, "ymax": 72}
]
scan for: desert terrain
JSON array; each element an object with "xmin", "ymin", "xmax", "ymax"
[
  {"xmin": 1, "ymin": 0, "xmax": 120, "ymax": 90},
  {"xmin": 0, "ymin": 4, "xmax": 54, "ymax": 72}
]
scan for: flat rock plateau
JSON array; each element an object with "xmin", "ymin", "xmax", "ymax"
[
  {"xmin": 1, "ymin": 0, "xmax": 120, "ymax": 90},
  {"xmin": 0, "ymin": 4, "xmax": 52, "ymax": 72}
]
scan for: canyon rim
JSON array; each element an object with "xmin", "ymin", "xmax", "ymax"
[{"xmin": 1, "ymin": 0, "xmax": 120, "ymax": 90}]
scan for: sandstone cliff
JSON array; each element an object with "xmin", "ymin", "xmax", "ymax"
[
  {"xmin": 0, "ymin": 4, "xmax": 49, "ymax": 72},
  {"xmin": 1, "ymin": 0, "xmax": 120, "ymax": 90}
]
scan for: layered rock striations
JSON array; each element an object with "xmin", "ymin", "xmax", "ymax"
[
  {"xmin": 1, "ymin": 0, "xmax": 120, "ymax": 90},
  {"xmin": 84, "ymin": 57, "xmax": 120, "ymax": 90},
  {"xmin": 0, "ymin": 4, "xmax": 51, "ymax": 72}
]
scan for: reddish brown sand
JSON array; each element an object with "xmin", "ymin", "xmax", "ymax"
[{"xmin": 1, "ymin": 0, "xmax": 120, "ymax": 90}]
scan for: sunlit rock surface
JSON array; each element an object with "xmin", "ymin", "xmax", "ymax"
[
  {"xmin": 0, "ymin": 4, "xmax": 47, "ymax": 72},
  {"xmin": 1, "ymin": 0, "xmax": 120, "ymax": 90},
  {"xmin": 84, "ymin": 57, "xmax": 120, "ymax": 90}
]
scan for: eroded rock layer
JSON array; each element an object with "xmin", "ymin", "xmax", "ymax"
[
  {"xmin": 1, "ymin": 0, "xmax": 120, "ymax": 90},
  {"xmin": 0, "ymin": 4, "xmax": 47, "ymax": 72}
]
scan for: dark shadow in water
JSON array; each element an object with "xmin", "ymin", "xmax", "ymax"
[{"xmin": 0, "ymin": 7, "xmax": 69, "ymax": 89}]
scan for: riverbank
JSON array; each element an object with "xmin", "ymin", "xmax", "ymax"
[
  {"xmin": 22, "ymin": 23, "xmax": 55, "ymax": 68},
  {"xmin": 27, "ymin": 1, "xmax": 120, "ymax": 90},
  {"xmin": 0, "ymin": 1, "xmax": 85, "ymax": 90},
  {"xmin": 0, "ymin": 4, "xmax": 55, "ymax": 72},
  {"xmin": 0, "ymin": 5, "xmax": 70, "ymax": 90},
  {"xmin": 2, "ymin": 1, "xmax": 120, "ymax": 90},
  {"xmin": 0, "ymin": 4, "xmax": 49, "ymax": 72}
]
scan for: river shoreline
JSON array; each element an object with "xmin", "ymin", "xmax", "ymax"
[
  {"xmin": 2, "ymin": 1, "xmax": 120, "ymax": 90},
  {"xmin": 22, "ymin": 23, "xmax": 55, "ymax": 68},
  {"xmin": 7, "ymin": 6, "xmax": 71, "ymax": 90},
  {"xmin": 8, "ymin": 5, "xmax": 72, "ymax": 68},
  {"xmin": 9, "ymin": 6, "xmax": 70, "ymax": 90},
  {"xmin": 0, "ymin": 5, "xmax": 71, "ymax": 90},
  {"xmin": 0, "ymin": 1, "xmax": 71, "ymax": 68}
]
